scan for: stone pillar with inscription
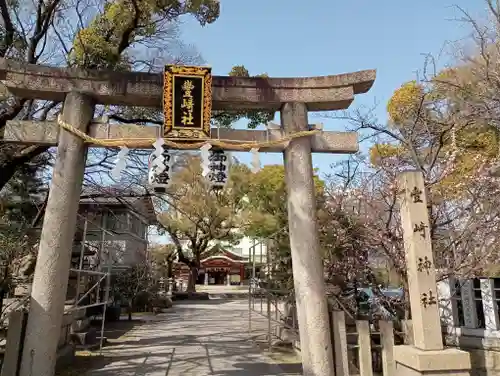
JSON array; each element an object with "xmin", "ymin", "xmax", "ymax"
[
  {"xmin": 480, "ymin": 278, "xmax": 500, "ymax": 331},
  {"xmin": 461, "ymin": 279, "xmax": 478, "ymax": 328},
  {"xmin": 394, "ymin": 171, "xmax": 471, "ymax": 376},
  {"xmin": 437, "ymin": 277, "xmax": 459, "ymax": 328}
]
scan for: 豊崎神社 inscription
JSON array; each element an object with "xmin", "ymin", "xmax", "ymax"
[
  {"xmin": 163, "ymin": 65, "xmax": 212, "ymax": 139},
  {"xmin": 397, "ymin": 171, "xmax": 445, "ymax": 350}
]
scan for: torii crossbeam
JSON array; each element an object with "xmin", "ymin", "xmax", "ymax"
[
  {"xmin": 0, "ymin": 58, "xmax": 375, "ymax": 376},
  {"xmin": 3, "ymin": 120, "xmax": 358, "ymax": 153}
]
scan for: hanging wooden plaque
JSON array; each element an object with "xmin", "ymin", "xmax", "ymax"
[{"xmin": 163, "ymin": 65, "xmax": 212, "ymax": 139}]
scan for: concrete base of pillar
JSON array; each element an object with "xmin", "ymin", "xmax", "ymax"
[{"xmin": 394, "ymin": 345, "xmax": 471, "ymax": 376}]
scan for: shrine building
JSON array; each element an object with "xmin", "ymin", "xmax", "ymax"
[
  {"xmin": 174, "ymin": 249, "xmax": 247, "ymax": 286},
  {"xmin": 172, "ymin": 236, "xmax": 268, "ymax": 286}
]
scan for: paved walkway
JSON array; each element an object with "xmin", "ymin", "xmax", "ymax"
[{"xmin": 85, "ymin": 299, "xmax": 302, "ymax": 375}]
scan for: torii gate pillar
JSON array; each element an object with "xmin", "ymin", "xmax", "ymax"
[
  {"xmin": 19, "ymin": 92, "xmax": 94, "ymax": 376},
  {"xmin": 282, "ymin": 102, "xmax": 335, "ymax": 375}
]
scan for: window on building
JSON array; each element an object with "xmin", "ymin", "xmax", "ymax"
[
  {"xmin": 494, "ymin": 278, "xmax": 500, "ymax": 324},
  {"xmin": 452, "ymin": 280, "xmax": 465, "ymax": 327},
  {"xmin": 130, "ymin": 214, "xmax": 146, "ymax": 238},
  {"xmin": 452, "ymin": 279, "xmax": 487, "ymax": 329},
  {"xmin": 107, "ymin": 211, "xmax": 128, "ymax": 232},
  {"xmin": 82, "ymin": 211, "xmax": 102, "ymax": 231},
  {"xmin": 473, "ymin": 278, "xmax": 486, "ymax": 329}
]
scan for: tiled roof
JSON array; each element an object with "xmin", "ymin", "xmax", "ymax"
[
  {"xmin": 79, "ymin": 187, "xmax": 157, "ymax": 224},
  {"xmin": 6, "ymin": 186, "xmax": 158, "ymax": 224}
]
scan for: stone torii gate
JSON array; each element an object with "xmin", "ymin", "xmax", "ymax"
[{"xmin": 0, "ymin": 58, "xmax": 375, "ymax": 376}]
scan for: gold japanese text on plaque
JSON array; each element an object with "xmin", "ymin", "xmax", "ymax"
[{"xmin": 163, "ymin": 65, "xmax": 212, "ymax": 139}]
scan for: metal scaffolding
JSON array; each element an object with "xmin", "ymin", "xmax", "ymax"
[
  {"xmin": 247, "ymin": 227, "xmax": 299, "ymax": 352},
  {"xmin": 64, "ymin": 212, "xmax": 113, "ymax": 353},
  {"xmin": 248, "ymin": 235, "xmax": 273, "ymax": 351},
  {"xmin": 66, "ymin": 196, "xmax": 153, "ymax": 352}
]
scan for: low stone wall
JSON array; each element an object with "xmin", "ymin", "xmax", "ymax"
[
  {"xmin": 59, "ymin": 311, "xmax": 74, "ymax": 348},
  {"xmin": 2, "ymin": 310, "xmax": 75, "ymax": 374},
  {"xmin": 272, "ymin": 313, "xmax": 500, "ymax": 376},
  {"xmin": 392, "ymin": 323, "xmax": 500, "ymax": 376},
  {"xmin": 445, "ymin": 331, "xmax": 500, "ymax": 376},
  {"xmin": 56, "ymin": 311, "xmax": 75, "ymax": 369}
]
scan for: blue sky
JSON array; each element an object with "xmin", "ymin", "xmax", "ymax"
[{"xmin": 178, "ymin": 0, "xmax": 488, "ymax": 173}]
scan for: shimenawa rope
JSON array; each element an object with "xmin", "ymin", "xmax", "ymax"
[{"xmin": 56, "ymin": 116, "xmax": 320, "ymax": 151}]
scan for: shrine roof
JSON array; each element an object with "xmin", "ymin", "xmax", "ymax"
[
  {"xmin": 200, "ymin": 255, "xmax": 247, "ymax": 264},
  {"xmin": 220, "ymin": 249, "xmax": 248, "ymax": 261}
]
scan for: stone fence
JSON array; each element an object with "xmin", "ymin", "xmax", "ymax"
[
  {"xmin": 1, "ymin": 310, "xmax": 74, "ymax": 376},
  {"xmin": 250, "ymin": 294, "xmax": 403, "ymax": 376},
  {"xmin": 273, "ymin": 309, "xmax": 400, "ymax": 376},
  {"xmin": 257, "ymin": 280, "xmax": 500, "ymax": 376}
]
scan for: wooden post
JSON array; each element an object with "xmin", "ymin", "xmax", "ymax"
[
  {"xmin": 282, "ymin": 102, "xmax": 335, "ymax": 376},
  {"xmin": 480, "ymin": 278, "xmax": 500, "ymax": 331},
  {"xmin": 356, "ymin": 320, "xmax": 373, "ymax": 376},
  {"xmin": 437, "ymin": 277, "xmax": 460, "ymax": 328},
  {"xmin": 401, "ymin": 320, "xmax": 413, "ymax": 345},
  {"xmin": 461, "ymin": 279, "xmax": 478, "ymax": 328},
  {"xmin": 19, "ymin": 92, "xmax": 94, "ymax": 376},
  {"xmin": 379, "ymin": 320, "xmax": 396, "ymax": 376},
  {"xmin": 2, "ymin": 311, "xmax": 27, "ymax": 376},
  {"xmin": 331, "ymin": 310, "xmax": 350, "ymax": 376}
]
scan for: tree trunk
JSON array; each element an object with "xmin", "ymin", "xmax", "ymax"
[
  {"xmin": 0, "ymin": 144, "xmax": 47, "ymax": 192},
  {"xmin": 187, "ymin": 266, "xmax": 198, "ymax": 293},
  {"xmin": 0, "ymin": 288, "xmax": 6, "ymax": 320},
  {"xmin": 402, "ymin": 279, "xmax": 410, "ymax": 320},
  {"xmin": 167, "ymin": 262, "xmax": 173, "ymax": 279},
  {"xmin": 176, "ymin": 251, "xmax": 200, "ymax": 293},
  {"xmin": 127, "ymin": 300, "xmax": 132, "ymax": 321}
]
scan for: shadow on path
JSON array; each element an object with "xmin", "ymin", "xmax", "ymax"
[{"xmin": 60, "ymin": 299, "xmax": 302, "ymax": 376}]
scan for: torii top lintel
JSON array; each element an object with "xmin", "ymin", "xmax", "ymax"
[{"xmin": 0, "ymin": 58, "xmax": 376, "ymax": 112}]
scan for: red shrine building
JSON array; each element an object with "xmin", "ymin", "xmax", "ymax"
[{"xmin": 174, "ymin": 250, "xmax": 248, "ymax": 286}]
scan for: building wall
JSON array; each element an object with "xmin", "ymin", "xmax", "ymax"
[
  {"xmin": 75, "ymin": 206, "xmax": 148, "ymax": 270},
  {"xmin": 233, "ymin": 237, "xmax": 267, "ymax": 263},
  {"xmin": 439, "ymin": 277, "xmax": 500, "ymax": 376}
]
